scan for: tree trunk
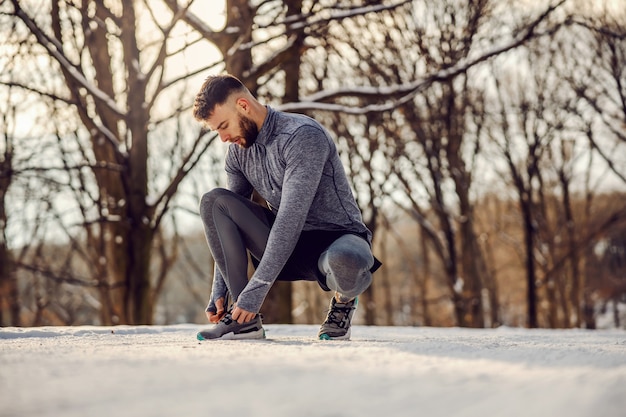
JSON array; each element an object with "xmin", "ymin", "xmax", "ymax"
[
  {"xmin": 123, "ymin": 125, "xmax": 153, "ymax": 324},
  {"xmin": 0, "ymin": 216, "xmax": 20, "ymax": 327},
  {"xmin": 561, "ymin": 170, "xmax": 581, "ymax": 327},
  {"xmin": 419, "ymin": 225, "xmax": 432, "ymax": 327},
  {"xmin": 453, "ymin": 171, "xmax": 485, "ymax": 328},
  {"xmin": 520, "ymin": 193, "xmax": 538, "ymax": 328},
  {"xmin": 1, "ymin": 148, "xmax": 20, "ymax": 326}
]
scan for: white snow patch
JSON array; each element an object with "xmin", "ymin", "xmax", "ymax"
[{"xmin": 1, "ymin": 325, "xmax": 625, "ymax": 417}]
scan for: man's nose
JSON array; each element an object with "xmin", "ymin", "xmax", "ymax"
[{"xmin": 219, "ymin": 132, "xmax": 229, "ymax": 142}]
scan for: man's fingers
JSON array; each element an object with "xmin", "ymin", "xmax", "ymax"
[
  {"xmin": 206, "ymin": 311, "xmax": 217, "ymax": 323},
  {"xmin": 240, "ymin": 312, "xmax": 251, "ymax": 324},
  {"xmin": 205, "ymin": 297, "xmax": 226, "ymax": 323},
  {"xmin": 206, "ymin": 307, "xmax": 226, "ymax": 323},
  {"xmin": 232, "ymin": 306, "xmax": 254, "ymax": 324}
]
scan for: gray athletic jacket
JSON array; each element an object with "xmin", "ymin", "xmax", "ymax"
[{"xmin": 210, "ymin": 106, "xmax": 372, "ymax": 313}]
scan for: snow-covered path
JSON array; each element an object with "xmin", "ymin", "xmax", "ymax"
[{"xmin": 1, "ymin": 325, "xmax": 625, "ymax": 417}]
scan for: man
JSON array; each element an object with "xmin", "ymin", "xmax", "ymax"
[{"xmin": 193, "ymin": 74, "xmax": 380, "ymax": 341}]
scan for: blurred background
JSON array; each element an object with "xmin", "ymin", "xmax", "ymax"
[{"xmin": 0, "ymin": 0, "xmax": 624, "ymax": 329}]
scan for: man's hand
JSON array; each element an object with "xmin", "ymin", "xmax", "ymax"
[
  {"xmin": 205, "ymin": 297, "xmax": 226, "ymax": 323},
  {"xmin": 232, "ymin": 304, "xmax": 256, "ymax": 324}
]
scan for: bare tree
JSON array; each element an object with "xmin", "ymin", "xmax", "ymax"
[
  {"xmin": 3, "ymin": 0, "xmax": 218, "ymax": 324},
  {"xmin": 562, "ymin": 8, "xmax": 626, "ymax": 326},
  {"xmin": 488, "ymin": 5, "xmax": 626, "ymax": 328},
  {"xmin": 490, "ymin": 43, "xmax": 565, "ymax": 328},
  {"xmin": 565, "ymin": 9, "xmax": 626, "ymax": 180},
  {"xmin": 0, "ymin": 89, "xmax": 19, "ymax": 326}
]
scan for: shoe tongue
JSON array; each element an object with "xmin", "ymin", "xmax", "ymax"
[{"xmin": 220, "ymin": 311, "xmax": 234, "ymax": 322}]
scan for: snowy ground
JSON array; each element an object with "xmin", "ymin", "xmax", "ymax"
[{"xmin": 1, "ymin": 324, "xmax": 625, "ymax": 417}]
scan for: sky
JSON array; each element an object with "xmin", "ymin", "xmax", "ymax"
[{"xmin": 1, "ymin": 324, "xmax": 625, "ymax": 417}]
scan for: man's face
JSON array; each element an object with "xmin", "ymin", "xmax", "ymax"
[{"xmin": 207, "ymin": 99, "xmax": 258, "ymax": 149}]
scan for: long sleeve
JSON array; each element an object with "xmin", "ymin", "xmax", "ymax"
[
  {"xmin": 235, "ymin": 125, "xmax": 330, "ymax": 312},
  {"xmin": 205, "ymin": 267, "xmax": 228, "ymax": 313}
]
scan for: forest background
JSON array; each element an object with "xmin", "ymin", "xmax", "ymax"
[{"xmin": 0, "ymin": 0, "xmax": 625, "ymax": 330}]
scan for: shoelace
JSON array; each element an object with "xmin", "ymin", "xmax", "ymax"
[
  {"xmin": 325, "ymin": 303, "xmax": 354, "ymax": 328},
  {"xmin": 219, "ymin": 311, "xmax": 234, "ymax": 325}
]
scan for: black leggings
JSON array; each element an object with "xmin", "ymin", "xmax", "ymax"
[{"xmin": 199, "ymin": 188, "xmax": 374, "ymax": 302}]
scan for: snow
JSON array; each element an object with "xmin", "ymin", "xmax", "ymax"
[{"xmin": 1, "ymin": 324, "xmax": 625, "ymax": 417}]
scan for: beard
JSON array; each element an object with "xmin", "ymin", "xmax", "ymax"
[{"xmin": 238, "ymin": 114, "xmax": 259, "ymax": 148}]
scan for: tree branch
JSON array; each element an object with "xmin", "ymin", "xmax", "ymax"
[{"xmin": 278, "ymin": 0, "xmax": 568, "ymax": 114}]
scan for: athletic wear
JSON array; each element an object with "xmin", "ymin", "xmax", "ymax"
[
  {"xmin": 200, "ymin": 189, "xmax": 272, "ymax": 302},
  {"xmin": 197, "ymin": 309, "xmax": 265, "ymax": 341},
  {"xmin": 201, "ymin": 106, "xmax": 375, "ymax": 314},
  {"xmin": 318, "ymin": 297, "xmax": 358, "ymax": 340},
  {"xmin": 201, "ymin": 189, "xmax": 375, "ymax": 314}
]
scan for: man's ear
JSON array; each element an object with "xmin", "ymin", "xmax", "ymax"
[{"xmin": 236, "ymin": 97, "xmax": 251, "ymax": 113}]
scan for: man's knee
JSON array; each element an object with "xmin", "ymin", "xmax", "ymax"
[
  {"xmin": 319, "ymin": 234, "xmax": 374, "ymax": 298},
  {"xmin": 199, "ymin": 187, "xmax": 231, "ymax": 217},
  {"xmin": 325, "ymin": 247, "xmax": 372, "ymax": 272},
  {"xmin": 326, "ymin": 234, "xmax": 374, "ymax": 269}
]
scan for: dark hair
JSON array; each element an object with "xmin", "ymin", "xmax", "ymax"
[{"xmin": 193, "ymin": 74, "xmax": 247, "ymax": 121}]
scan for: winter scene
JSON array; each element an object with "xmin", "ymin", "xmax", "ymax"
[{"xmin": 1, "ymin": 1, "xmax": 625, "ymax": 416}]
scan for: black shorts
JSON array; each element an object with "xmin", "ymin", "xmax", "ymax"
[{"xmin": 252, "ymin": 226, "xmax": 379, "ymax": 291}]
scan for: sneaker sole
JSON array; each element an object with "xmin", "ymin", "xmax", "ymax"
[
  {"xmin": 318, "ymin": 328, "xmax": 351, "ymax": 341},
  {"xmin": 197, "ymin": 328, "xmax": 266, "ymax": 341}
]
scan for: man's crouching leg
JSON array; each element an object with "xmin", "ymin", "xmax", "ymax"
[{"xmin": 317, "ymin": 234, "xmax": 374, "ymax": 340}]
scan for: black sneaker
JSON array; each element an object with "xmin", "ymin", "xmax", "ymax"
[
  {"xmin": 197, "ymin": 309, "xmax": 265, "ymax": 341},
  {"xmin": 318, "ymin": 297, "xmax": 357, "ymax": 340}
]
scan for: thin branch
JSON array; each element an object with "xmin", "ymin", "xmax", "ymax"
[
  {"xmin": 151, "ymin": 131, "xmax": 218, "ymax": 231},
  {"xmin": 278, "ymin": 0, "xmax": 568, "ymax": 114},
  {"xmin": 11, "ymin": 1, "xmax": 125, "ymax": 117}
]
